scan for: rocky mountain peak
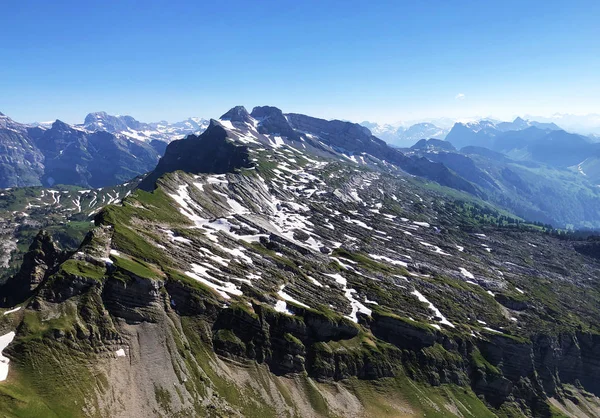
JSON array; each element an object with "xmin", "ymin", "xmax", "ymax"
[
  {"xmin": 83, "ymin": 111, "xmax": 109, "ymax": 125},
  {"xmin": 250, "ymin": 106, "xmax": 299, "ymax": 140},
  {"xmin": 51, "ymin": 119, "xmax": 72, "ymax": 132},
  {"xmin": 138, "ymin": 119, "xmax": 252, "ymax": 191},
  {"xmin": 1, "ymin": 230, "xmax": 66, "ymax": 307},
  {"xmin": 250, "ymin": 105, "xmax": 285, "ymax": 121},
  {"xmin": 83, "ymin": 111, "xmax": 145, "ymax": 132},
  {"xmin": 220, "ymin": 105, "xmax": 252, "ymax": 124}
]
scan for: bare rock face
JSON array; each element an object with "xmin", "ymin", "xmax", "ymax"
[
  {"xmin": 0, "ymin": 113, "xmax": 45, "ymax": 187},
  {"xmin": 251, "ymin": 106, "xmax": 302, "ymax": 141},
  {"xmin": 139, "ymin": 120, "xmax": 252, "ymax": 191},
  {"xmin": 220, "ymin": 105, "xmax": 253, "ymax": 124},
  {"xmin": 102, "ymin": 276, "xmax": 165, "ymax": 323},
  {"xmin": 0, "ymin": 230, "xmax": 66, "ymax": 306},
  {"xmin": 0, "ymin": 113, "xmax": 162, "ymax": 189}
]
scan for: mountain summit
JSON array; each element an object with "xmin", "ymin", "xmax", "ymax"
[
  {"xmin": 139, "ymin": 119, "xmax": 253, "ymax": 190},
  {"xmin": 219, "ymin": 105, "xmax": 253, "ymax": 124}
]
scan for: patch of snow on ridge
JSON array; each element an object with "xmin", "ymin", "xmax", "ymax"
[
  {"xmin": 217, "ymin": 119, "xmax": 235, "ymax": 130},
  {"xmin": 369, "ymin": 254, "xmax": 408, "ymax": 267},
  {"xmin": 483, "ymin": 327, "xmax": 503, "ymax": 334},
  {"xmin": 325, "ymin": 273, "xmax": 372, "ymax": 323},
  {"xmin": 344, "ymin": 217, "xmax": 373, "ymax": 230},
  {"xmin": 274, "ymin": 300, "xmax": 292, "ymax": 315},
  {"xmin": 411, "ymin": 289, "xmax": 455, "ymax": 328},
  {"xmin": 459, "ymin": 267, "xmax": 474, "ymax": 279},
  {"xmin": 419, "ymin": 241, "xmax": 451, "ymax": 256},
  {"xmin": 3, "ymin": 307, "xmax": 21, "ymax": 316},
  {"xmin": 277, "ymin": 285, "xmax": 310, "ymax": 309},
  {"xmin": 163, "ymin": 229, "xmax": 192, "ymax": 244},
  {"xmin": 364, "ymin": 296, "xmax": 378, "ymax": 305},
  {"xmin": 215, "ymin": 244, "xmax": 253, "ymax": 264},
  {"xmin": 115, "ymin": 348, "xmax": 126, "ymax": 357},
  {"xmin": 0, "ymin": 331, "xmax": 16, "ymax": 381},
  {"xmin": 185, "ymin": 263, "xmax": 243, "ymax": 299},
  {"xmin": 227, "ymin": 197, "xmax": 249, "ymax": 215},
  {"xmin": 200, "ymin": 248, "xmax": 229, "ymax": 267},
  {"xmin": 307, "ymin": 276, "xmax": 323, "ymax": 287},
  {"xmin": 270, "ymin": 135, "xmax": 285, "ymax": 148},
  {"xmin": 206, "ymin": 174, "xmax": 228, "ymax": 184}
]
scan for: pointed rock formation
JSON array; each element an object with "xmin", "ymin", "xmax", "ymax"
[
  {"xmin": 0, "ymin": 231, "xmax": 67, "ymax": 306},
  {"xmin": 139, "ymin": 120, "xmax": 252, "ymax": 191}
]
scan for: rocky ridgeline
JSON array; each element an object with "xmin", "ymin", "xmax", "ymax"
[
  {"xmin": 0, "ymin": 106, "xmax": 599, "ymax": 417},
  {"xmin": 0, "ymin": 180, "xmax": 139, "ymax": 284}
]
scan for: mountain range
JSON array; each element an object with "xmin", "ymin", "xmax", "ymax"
[
  {"xmin": 80, "ymin": 111, "xmax": 209, "ymax": 144},
  {"xmin": 0, "ymin": 112, "xmax": 208, "ymax": 189},
  {"xmin": 361, "ymin": 114, "xmax": 600, "ymax": 148},
  {"xmin": 0, "ymin": 105, "xmax": 599, "ymax": 417},
  {"xmin": 361, "ymin": 121, "xmax": 450, "ymax": 147}
]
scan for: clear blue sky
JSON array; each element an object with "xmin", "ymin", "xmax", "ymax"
[{"xmin": 1, "ymin": 0, "xmax": 599, "ymax": 124}]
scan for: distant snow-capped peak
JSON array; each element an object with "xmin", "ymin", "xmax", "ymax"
[{"xmin": 79, "ymin": 112, "xmax": 209, "ymax": 143}]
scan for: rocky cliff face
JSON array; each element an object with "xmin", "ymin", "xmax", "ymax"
[
  {"xmin": 0, "ymin": 114, "xmax": 45, "ymax": 187},
  {"xmin": 139, "ymin": 120, "xmax": 253, "ymax": 191},
  {"xmin": 32, "ymin": 120, "xmax": 161, "ymax": 188},
  {"xmin": 0, "ymin": 230, "xmax": 68, "ymax": 306}
]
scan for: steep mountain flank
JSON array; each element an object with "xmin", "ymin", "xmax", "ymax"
[
  {"xmin": 0, "ymin": 113, "xmax": 161, "ymax": 188},
  {"xmin": 0, "ymin": 180, "xmax": 139, "ymax": 285},
  {"xmin": 139, "ymin": 120, "xmax": 252, "ymax": 191},
  {"xmin": 410, "ymin": 143, "xmax": 600, "ymax": 229},
  {"xmin": 32, "ymin": 121, "xmax": 160, "ymax": 188},
  {"xmin": 0, "ymin": 230, "xmax": 69, "ymax": 306},
  {"xmin": 0, "ymin": 113, "xmax": 45, "ymax": 187},
  {"xmin": 280, "ymin": 109, "xmax": 480, "ymax": 195}
]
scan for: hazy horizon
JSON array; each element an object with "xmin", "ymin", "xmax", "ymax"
[{"xmin": 5, "ymin": 107, "xmax": 600, "ymax": 136}]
